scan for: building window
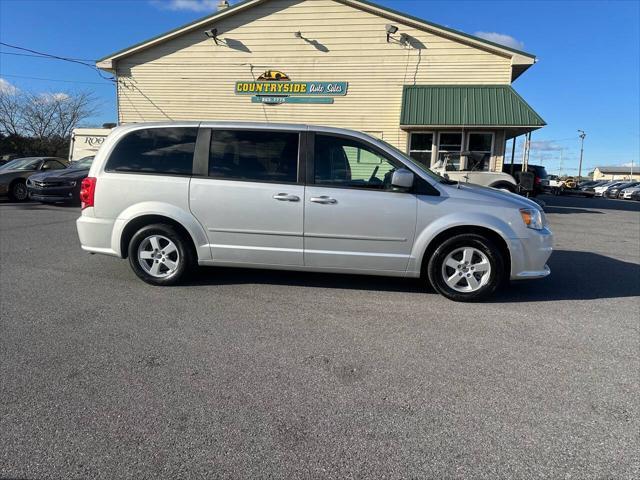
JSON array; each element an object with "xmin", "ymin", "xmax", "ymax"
[
  {"xmin": 209, "ymin": 130, "xmax": 299, "ymax": 183},
  {"xmin": 408, "ymin": 132, "xmax": 433, "ymax": 166},
  {"xmin": 467, "ymin": 132, "xmax": 494, "ymax": 172},
  {"xmin": 437, "ymin": 132, "xmax": 462, "ymax": 170}
]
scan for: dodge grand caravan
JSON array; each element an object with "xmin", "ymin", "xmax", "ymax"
[{"xmin": 76, "ymin": 122, "xmax": 553, "ymax": 302}]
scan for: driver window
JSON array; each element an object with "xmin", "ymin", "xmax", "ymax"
[{"xmin": 314, "ymin": 135, "xmax": 402, "ymax": 190}]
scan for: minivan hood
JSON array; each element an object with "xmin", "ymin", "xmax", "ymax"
[{"xmin": 441, "ymin": 182, "xmax": 542, "ymax": 210}]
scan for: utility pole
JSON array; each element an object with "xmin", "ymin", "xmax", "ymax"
[{"xmin": 578, "ymin": 130, "xmax": 586, "ymax": 180}]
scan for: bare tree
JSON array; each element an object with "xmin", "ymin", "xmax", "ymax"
[
  {"xmin": 0, "ymin": 89, "xmax": 25, "ymax": 136},
  {"xmin": 0, "ymin": 89, "xmax": 99, "ymax": 139}
]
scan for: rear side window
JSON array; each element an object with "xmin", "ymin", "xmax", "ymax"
[
  {"xmin": 106, "ymin": 127, "xmax": 197, "ymax": 175},
  {"xmin": 209, "ymin": 130, "xmax": 299, "ymax": 183}
]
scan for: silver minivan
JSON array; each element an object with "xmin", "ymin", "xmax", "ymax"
[{"xmin": 76, "ymin": 122, "xmax": 553, "ymax": 301}]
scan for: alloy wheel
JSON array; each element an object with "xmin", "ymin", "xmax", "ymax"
[
  {"xmin": 441, "ymin": 246, "xmax": 491, "ymax": 293},
  {"xmin": 137, "ymin": 235, "xmax": 180, "ymax": 278}
]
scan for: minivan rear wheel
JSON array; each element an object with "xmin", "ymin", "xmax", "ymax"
[
  {"xmin": 128, "ymin": 223, "xmax": 193, "ymax": 286},
  {"xmin": 427, "ymin": 234, "xmax": 504, "ymax": 302}
]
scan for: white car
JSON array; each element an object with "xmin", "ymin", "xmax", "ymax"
[
  {"xmin": 76, "ymin": 122, "xmax": 553, "ymax": 302},
  {"xmin": 593, "ymin": 181, "xmax": 624, "ymax": 197},
  {"xmin": 431, "ymin": 162, "xmax": 518, "ymax": 192},
  {"xmin": 621, "ymin": 186, "xmax": 640, "ymax": 199}
]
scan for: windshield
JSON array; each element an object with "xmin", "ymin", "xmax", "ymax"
[
  {"xmin": 70, "ymin": 156, "xmax": 94, "ymax": 169},
  {"xmin": 365, "ymin": 134, "xmax": 453, "ymax": 184},
  {"xmin": 0, "ymin": 158, "xmax": 40, "ymax": 171}
]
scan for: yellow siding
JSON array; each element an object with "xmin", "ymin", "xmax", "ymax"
[{"xmin": 116, "ymin": 0, "xmax": 513, "ymax": 151}]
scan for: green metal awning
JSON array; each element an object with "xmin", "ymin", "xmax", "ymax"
[{"xmin": 400, "ymin": 85, "xmax": 546, "ymax": 129}]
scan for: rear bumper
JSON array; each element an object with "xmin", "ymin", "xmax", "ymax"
[
  {"xmin": 508, "ymin": 228, "xmax": 553, "ymax": 280},
  {"xmin": 76, "ymin": 214, "xmax": 119, "ymax": 257}
]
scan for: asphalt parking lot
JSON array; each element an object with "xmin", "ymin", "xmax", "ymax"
[{"xmin": 1, "ymin": 194, "xmax": 638, "ymax": 479}]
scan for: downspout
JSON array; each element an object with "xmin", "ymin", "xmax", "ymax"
[{"xmin": 115, "ymin": 69, "xmax": 121, "ymax": 125}]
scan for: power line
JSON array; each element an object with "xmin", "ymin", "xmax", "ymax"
[
  {"xmin": 0, "ymin": 51, "xmax": 96, "ymax": 62},
  {"xmin": 1, "ymin": 73, "xmax": 112, "ymax": 86},
  {"xmin": 0, "ymin": 42, "xmax": 114, "ymax": 82}
]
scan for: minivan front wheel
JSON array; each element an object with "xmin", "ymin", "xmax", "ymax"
[
  {"xmin": 128, "ymin": 224, "xmax": 193, "ymax": 286},
  {"xmin": 427, "ymin": 234, "xmax": 504, "ymax": 302}
]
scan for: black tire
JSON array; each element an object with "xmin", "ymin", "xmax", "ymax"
[
  {"xmin": 427, "ymin": 233, "xmax": 505, "ymax": 302},
  {"xmin": 9, "ymin": 180, "xmax": 29, "ymax": 202},
  {"xmin": 127, "ymin": 223, "xmax": 194, "ymax": 286}
]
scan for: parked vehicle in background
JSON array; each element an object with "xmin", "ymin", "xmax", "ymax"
[
  {"xmin": 547, "ymin": 175, "xmax": 563, "ymax": 192},
  {"xmin": 0, "ymin": 157, "xmax": 68, "ymax": 201},
  {"xmin": 502, "ymin": 163, "xmax": 549, "ymax": 196},
  {"xmin": 27, "ymin": 156, "xmax": 94, "ymax": 204},
  {"xmin": 629, "ymin": 189, "xmax": 640, "ymax": 201},
  {"xmin": 431, "ymin": 159, "xmax": 518, "ymax": 192},
  {"xmin": 621, "ymin": 186, "xmax": 640, "ymax": 200},
  {"xmin": 76, "ymin": 122, "xmax": 553, "ymax": 302},
  {"xmin": 0, "ymin": 154, "xmax": 20, "ymax": 167},
  {"xmin": 69, "ymin": 128, "xmax": 112, "ymax": 162},
  {"xmin": 606, "ymin": 181, "xmax": 640, "ymax": 199},
  {"xmin": 577, "ymin": 180, "xmax": 608, "ymax": 197},
  {"xmin": 593, "ymin": 181, "xmax": 625, "ymax": 197},
  {"xmin": 579, "ymin": 180, "xmax": 606, "ymax": 189}
]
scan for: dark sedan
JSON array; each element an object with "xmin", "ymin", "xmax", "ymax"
[
  {"xmin": 0, "ymin": 157, "xmax": 68, "ymax": 201},
  {"xmin": 27, "ymin": 156, "xmax": 94, "ymax": 204},
  {"xmin": 605, "ymin": 181, "xmax": 640, "ymax": 199}
]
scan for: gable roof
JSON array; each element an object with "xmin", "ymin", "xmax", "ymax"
[
  {"xmin": 595, "ymin": 166, "xmax": 638, "ymax": 174},
  {"xmin": 96, "ymin": 0, "xmax": 536, "ymax": 74}
]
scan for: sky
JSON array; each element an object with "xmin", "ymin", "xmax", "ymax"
[{"xmin": 0, "ymin": 0, "xmax": 638, "ymax": 174}]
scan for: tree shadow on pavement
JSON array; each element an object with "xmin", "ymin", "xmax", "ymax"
[
  {"xmin": 491, "ymin": 249, "xmax": 640, "ymax": 302},
  {"xmin": 540, "ymin": 194, "xmax": 640, "ymax": 213},
  {"xmin": 544, "ymin": 206, "xmax": 604, "ymax": 214}
]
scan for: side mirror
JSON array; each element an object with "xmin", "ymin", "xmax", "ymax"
[{"xmin": 391, "ymin": 168, "xmax": 414, "ymax": 189}]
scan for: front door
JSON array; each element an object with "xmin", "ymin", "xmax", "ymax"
[
  {"xmin": 304, "ymin": 134, "xmax": 417, "ymax": 272},
  {"xmin": 190, "ymin": 129, "xmax": 304, "ymax": 266}
]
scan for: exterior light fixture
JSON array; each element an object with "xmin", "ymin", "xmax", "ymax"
[
  {"xmin": 294, "ymin": 31, "xmax": 302, "ymax": 38},
  {"xmin": 385, "ymin": 24, "xmax": 398, "ymax": 42},
  {"xmin": 205, "ymin": 28, "xmax": 220, "ymax": 45}
]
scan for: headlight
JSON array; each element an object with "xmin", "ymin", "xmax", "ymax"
[{"xmin": 520, "ymin": 208, "xmax": 545, "ymax": 230}]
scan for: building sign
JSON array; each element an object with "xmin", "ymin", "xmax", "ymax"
[
  {"xmin": 235, "ymin": 70, "xmax": 348, "ymax": 104},
  {"xmin": 83, "ymin": 136, "xmax": 106, "ymax": 147}
]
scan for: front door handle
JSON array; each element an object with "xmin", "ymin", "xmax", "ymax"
[
  {"xmin": 273, "ymin": 193, "xmax": 300, "ymax": 202},
  {"xmin": 310, "ymin": 196, "xmax": 337, "ymax": 204}
]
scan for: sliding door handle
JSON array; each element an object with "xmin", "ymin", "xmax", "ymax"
[
  {"xmin": 273, "ymin": 193, "xmax": 300, "ymax": 202},
  {"xmin": 310, "ymin": 196, "xmax": 337, "ymax": 204}
]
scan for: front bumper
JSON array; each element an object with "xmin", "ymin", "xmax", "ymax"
[
  {"xmin": 508, "ymin": 227, "xmax": 553, "ymax": 280},
  {"xmin": 27, "ymin": 185, "xmax": 78, "ymax": 202}
]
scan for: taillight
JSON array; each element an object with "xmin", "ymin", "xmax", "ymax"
[
  {"xmin": 535, "ymin": 176, "xmax": 542, "ymax": 184},
  {"xmin": 80, "ymin": 177, "xmax": 96, "ymax": 209}
]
